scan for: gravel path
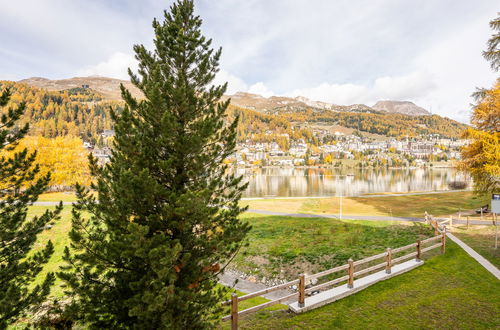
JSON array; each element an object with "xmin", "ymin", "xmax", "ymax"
[{"xmin": 218, "ymin": 270, "xmax": 293, "ymax": 300}]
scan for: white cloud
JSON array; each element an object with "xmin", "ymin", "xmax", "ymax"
[
  {"xmin": 76, "ymin": 52, "xmax": 137, "ymax": 80},
  {"xmin": 373, "ymin": 72, "xmax": 435, "ymax": 101},
  {"xmin": 248, "ymin": 82, "xmax": 274, "ymax": 97},
  {"xmin": 284, "ymin": 71, "xmax": 435, "ymax": 107},
  {"xmin": 213, "ymin": 70, "xmax": 248, "ymax": 94}
]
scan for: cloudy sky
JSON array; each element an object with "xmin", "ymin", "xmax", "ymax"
[{"xmin": 0, "ymin": 0, "xmax": 498, "ymax": 122}]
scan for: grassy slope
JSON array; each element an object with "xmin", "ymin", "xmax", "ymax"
[
  {"xmin": 228, "ymin": 241, "xmax": 500, "ymax": 330},
  {"xmin": 243, "ymin": 191, "xmax": 490, "ymax": 218},
  {"xmin": 235, "ymin": 213, "xmax": 433, "ymax": 279}
]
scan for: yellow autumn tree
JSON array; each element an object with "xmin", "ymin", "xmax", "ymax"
[
  {"xmin": 324, "ymin": 154, "xmax": 333, "ymax": 164},
  {"xmin": 1, "ymin": 136, "xmax": 91, "ymax": 189},
  {"xmin": 460, "ymin": 78, "xmax": 500, "ymax": 193},
  {"xmin": 460, "ymin": 15, "xmax": 500, "ymax": 194}
]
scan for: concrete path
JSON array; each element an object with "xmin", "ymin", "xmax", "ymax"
[
  {"xmin": 289, "ymin": 259, "xmax": 424, "ymax": 313},
  {"xmin": 446, "ymin": 233, "xmax": 500, "ymax": 280},
  {"xmin": 247, "ymin": 209, "xmax": 492, "ymax": 225}
]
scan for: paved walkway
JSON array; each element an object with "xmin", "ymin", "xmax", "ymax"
[
  {"xmin": 446, "ymin": 233, "xmax": 500, "ymax": 280},
  {"xmin": 246, "ymin": 209, "xmax": 492, "ymax": 225}
]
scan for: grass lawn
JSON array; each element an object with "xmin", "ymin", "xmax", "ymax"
[
  {"xmin": 37, "ymin": 192, "xmax": 77, "ymax": 202},
  {"xmin": 234, "ymin": 213, "xmax": 434, "ymax": 280},
  {"xmin": 28, "ymin": 205, "xmax": 73, "ymax": 297},
  {"xmin": 226, "ymin": 241, "xmax": 500, "ymax": 330},
  {"xmin": 452, "ymin": 224, "xmax": 500, "ymax": 269},
  {"xmin": 242, "ymin": 191, "xmax": 490, "ymax": 218}
]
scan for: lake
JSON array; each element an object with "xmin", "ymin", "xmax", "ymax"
[{"xmin": 237, "ymin": 167, "xmax": 470, "ymax": 198}]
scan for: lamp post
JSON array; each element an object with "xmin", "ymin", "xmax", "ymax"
[
  {"xmin": 340, "ymin": 184, "xmax": 343, "ymax": 219},
  {"xmin": 335, "ymin": 175, "xmax": 347, "ymax": 220}
]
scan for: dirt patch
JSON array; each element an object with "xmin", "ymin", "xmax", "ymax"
[
  {"xmin": 277, "ymin": 258, "xmax": 321, "ymax": 279},
  {"xmin": 248, "ymin": 255, "xmax": 270, "ymax": 266}
]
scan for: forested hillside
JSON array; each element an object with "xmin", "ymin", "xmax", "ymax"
[
  {"xmin": 0, "ymin": 81, "xmax": 122, "ymax": 143},
  {"xmin": 229, "ymin": 106, "xmax": 468, "ymax": 140},
  {"xmin": 1, "ymin": 81, "xmax": 468, "ymax": 144}
]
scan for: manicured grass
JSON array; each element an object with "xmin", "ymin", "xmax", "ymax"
[
  {"xmin": 242, "ymin": 191, "xmax": 490, "ymax": 218},
  {"xmin": 28, "ymin": 205, "xmax": 73, "ymax": 297},
  {"xmin": 452, "ymin": 224, "xmax": 500, "ymax": 269},
  {"xmin": 234, "ymin": 213, "xmax": 433, "ymax": 280},
  {"xmin": 37, "ymin": 192, "xmax": 77, "ymax": 202},
  {"xmin": 227, "ymin": 241, "xmax": 500, "ymax": 329}
]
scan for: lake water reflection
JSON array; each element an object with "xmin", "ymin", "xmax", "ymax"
[{"xmin": 237, "ymin": 167, "xmax": 469, "ymax": 197}]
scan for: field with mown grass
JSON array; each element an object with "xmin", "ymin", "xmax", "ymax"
[
  {"xmin": 242, "ymin": 191, "xmax": 490, "ymax": 218},
  {"xmin": 452, "ymin": 224, "xmax": 500, "ymax": 269}
]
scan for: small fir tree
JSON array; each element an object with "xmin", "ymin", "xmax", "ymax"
[
  {"xmin": 0, "ymin": 88, "xmax": 62, "ymax": 328},
  {"xmin": 59, "ymin": 1, "xmax": 250, "ymax": 328}
]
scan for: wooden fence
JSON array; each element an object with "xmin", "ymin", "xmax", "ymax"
[
  {"xmin": 223, "ymin": 216, "xmax": 446, "ymax": 329},
  {"xmin": 431, "ymin": 212, "xmax": 498, "ymax": 230}
]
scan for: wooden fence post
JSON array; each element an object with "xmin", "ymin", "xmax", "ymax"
[
  {"xmin": 441, "ymin": 226, "xmax": 447, "ymax": 254},
  {"xmin": 433, "ymin": 220, "xmax": 438, "ymax": 236},
  {"xmin": 495, "ymin": 213, "xmax": 498, "ymax": 250},
  {"xmin": 385, "ymin": 248, "xmax": 392, "ymax": 274},
  {"xmin": 347, "ymin": 259, "xmax": 354, "ymax": 288},
  {"xmin": 416, "ymin": 240, "xmax": 421, "ymax": 261},
  {"xmin": 298, "ymin": 274, "xmax": 305, "ymax": 307},
  {"xmin": 449, "ymin": 216, "xmax": 453, "ymax": 228},
  {"xmin": 231, "ymin": 293, "xmax": 238, "ymax": 330},
  {"xmin": 467, "ymin": 216, "xmax": 470, "ymax": 229}
]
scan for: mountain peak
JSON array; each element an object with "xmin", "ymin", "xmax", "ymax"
[
  {"xmin": 18, "ymin": 76, "xmax": 142, "ymax": 100},
  {"xmin": 372, "ymin": 100, "xmax": 430, "ymax": 116}
]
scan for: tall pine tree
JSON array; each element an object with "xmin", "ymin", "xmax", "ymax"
[
  {"xmin": 0, "ymin": 88, "xmax": 62, "ymax": 328},
  {"xmin": 59, "ymin": 1, "xmax": 250, "ymax": 328}
]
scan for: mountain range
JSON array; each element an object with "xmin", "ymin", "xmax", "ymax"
[{"xmin": 19, "ymin": 76, "xmax": 432, "ymax": 117}]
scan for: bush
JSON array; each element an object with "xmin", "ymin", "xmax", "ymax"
[{"xmin": 448, "ymin": 181, "xmax": 468, "ymax": 190}]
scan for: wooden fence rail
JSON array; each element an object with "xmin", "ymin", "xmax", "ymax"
[{"xmin": 223, "ymin": 214, "xmax": 446, "ymax": 329}]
